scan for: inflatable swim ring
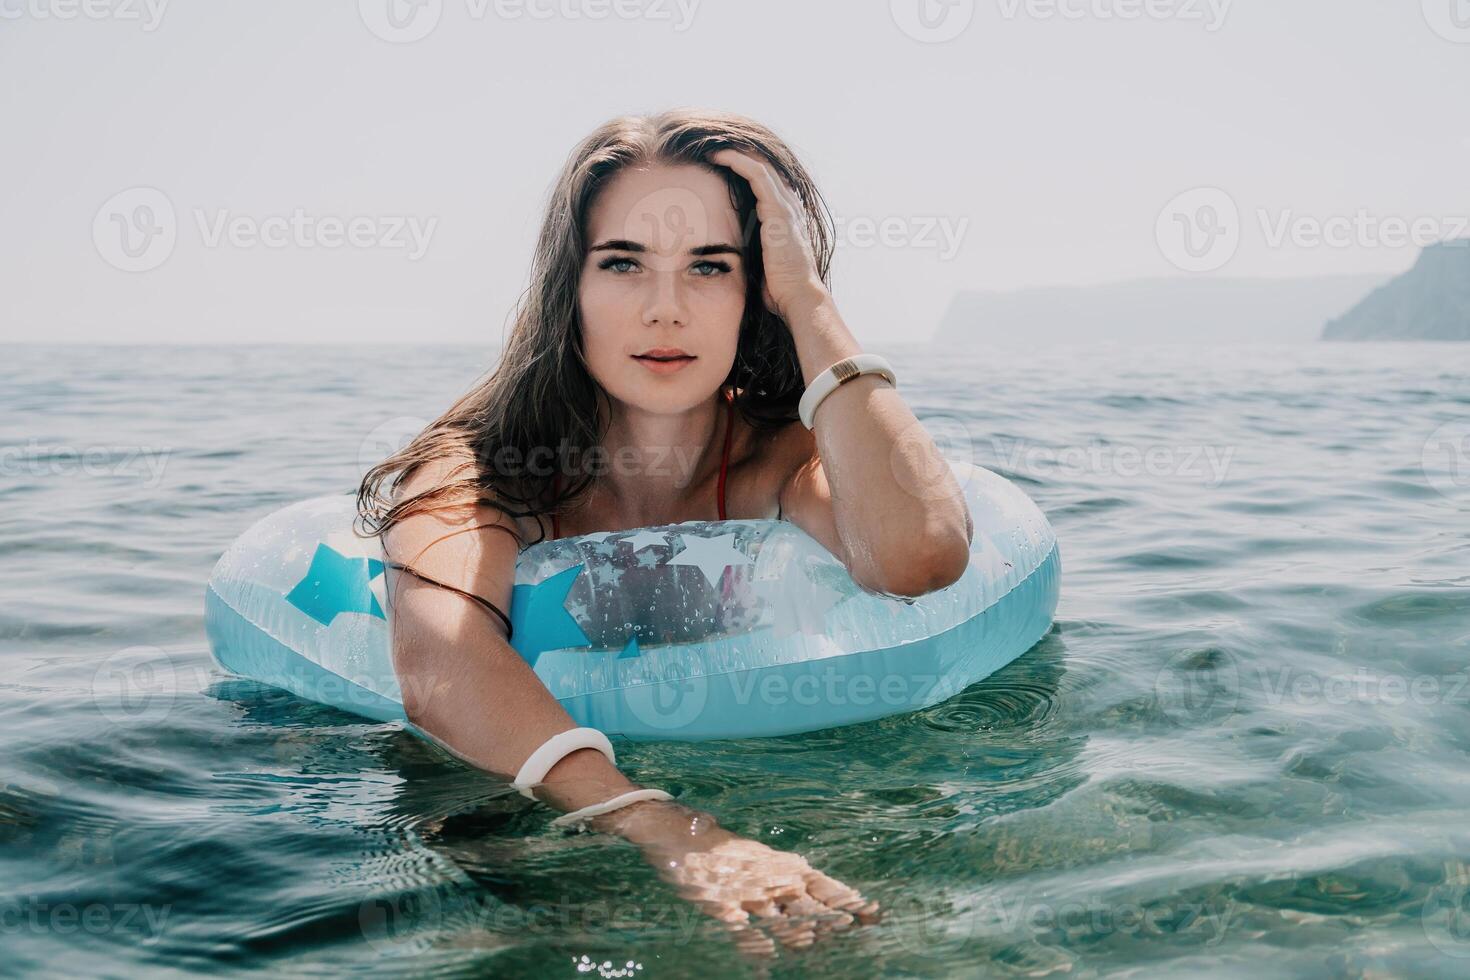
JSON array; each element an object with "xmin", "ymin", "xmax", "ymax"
[{"xmin": 204, "ymin": 459, "xmax": 1059, "ymax": 741}]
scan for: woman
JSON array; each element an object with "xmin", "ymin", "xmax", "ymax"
[{"xmin": 357, "ymin": 109, "xmax": 973, "ymax": 956}]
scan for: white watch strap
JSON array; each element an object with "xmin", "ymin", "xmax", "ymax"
[
  {"xmin": 798, "ymin": 353, "xmax": 897, "ymax": 430},
  {"xmin": 511, "ymin": 727, "xmax": 617, "ymax": 801},
  {"xmin": 549, "ymin": 788, "xmax": 675, "ymax": 830}
]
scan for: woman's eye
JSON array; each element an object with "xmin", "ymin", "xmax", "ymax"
[{"xmin": 596, "ymin": 256, "xmax": 732, "ymax": 276}]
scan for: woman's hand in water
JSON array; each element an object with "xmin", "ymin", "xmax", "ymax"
[
  {"xmin": 648, "ymin": 832, "xmax": 882, "ymax": 959},
  {"xmin": 709, "ymin": 148, "xmax": 830, "ymax": 323},
  {"xmin": 594, "ymin": 799, "xmax": 881, "ymax": 959}
]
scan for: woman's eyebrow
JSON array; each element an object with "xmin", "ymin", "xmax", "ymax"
[
  {"xmin": 588, "ymin": 239, "xmax": 743, "ymax": 256},
  {"xmin": 589, "ymin": 239, "xmax": 647, "ymax": 253}
]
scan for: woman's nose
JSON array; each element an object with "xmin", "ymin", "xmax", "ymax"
[{"xmin": 641, "ymin": 271, "xmax": 687, "ymax": 327}]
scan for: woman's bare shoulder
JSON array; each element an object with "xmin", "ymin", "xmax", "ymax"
[
  {"xmin": 384, "ymin": 451, "xmax": 531, "ymax": 563},
  {"xmin": 391, "ymin": 450, "xmax": 481, "ymax": 505}
]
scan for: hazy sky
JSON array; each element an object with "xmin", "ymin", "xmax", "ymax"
[{"xmin": 3, "ymin": 0, "xmax": 1467, "ymax": 344}]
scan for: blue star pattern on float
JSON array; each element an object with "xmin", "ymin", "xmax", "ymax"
[{"xmin": 284, "ymin": 544, "xmax": 385, "ymax": 623}]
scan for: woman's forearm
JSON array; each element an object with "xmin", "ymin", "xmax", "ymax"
[
  {"xmin": 782, "ymin": 287, "xmax": 973, "ymax": 595},
  {"xmin": 410, "ymin": 667, "xmax": 707, "ymax": 848},
  {"xmin": 394, "ymin": 607, "xmax": 647, "ymax": 818}
]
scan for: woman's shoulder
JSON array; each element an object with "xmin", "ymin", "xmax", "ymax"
[
  {"xmin": 378, "ymin": 450, "xmax": 521, "ymax": 641},
  {"xmin": 390, "ymin": 449, "xmax": 482, "ymax": 511},
  {"xmin": 385, "ymin": 450, "xmax": 532, "ymax": 556}
]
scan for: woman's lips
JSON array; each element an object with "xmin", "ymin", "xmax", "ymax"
[{"xmin": 632, "ymin": 354, "xmax": 696, "ymax": 375}]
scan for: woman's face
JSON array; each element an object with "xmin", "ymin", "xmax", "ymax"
[{"xmin": 578, "ymin": 162, "xmax": 748, "ymax": 415}]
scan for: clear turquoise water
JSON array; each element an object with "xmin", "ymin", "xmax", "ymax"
[{"xmin": 2, "ymin": 342, "xmax": 1468, "ymax": 978}]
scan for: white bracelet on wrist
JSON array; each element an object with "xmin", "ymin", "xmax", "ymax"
[
  {"xmin": 511, "ymin": 728, "xmax": 676, "ymax": 832},
  {"xmin": 549, "ymin": 788, "xmax": 675, "ymax": 831},
  {"xmin": 511, "ymin": 727, "xmax": 617, "ymax": 801},
  {"xmin": 797, "ymin": 353, "xmax": 897, "ymax": 430}
]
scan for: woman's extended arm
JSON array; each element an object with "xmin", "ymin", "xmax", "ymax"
[
  {"xmin": 381, "ymin": 459, "xmax": 879, "ymax": 955},
  {"xmin": 382, "ymin": 477, "xmax": 640, "ymax": 815}
]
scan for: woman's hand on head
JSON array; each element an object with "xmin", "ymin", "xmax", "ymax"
[{"xmin": 709, "ymin": 148, "xmax": 830, "ymax": 323}]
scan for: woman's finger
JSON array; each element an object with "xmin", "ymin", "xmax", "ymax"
[
  {"xmin": 684, "ymin": 892, "xmax": 779, "ymax": 960},
  {"xmin": 785, "ymin": 893, "xmax": 841, "ymax": 926},
  {"xmin": 724, "ymin": 916, "xmax": 778, "ymax": 960},
  {"xmin": 741, "ymin": 892, "xmax": 819, "ymax": 949},
  {"xmin": 710, "ymin": 149, "xmax": 795, "ymax": 223},
  {"xmin": 744, "ymin": 886, "xmax": 848, "ymax": 949},
  {"xmin": 790, "ymin": 886, "xmax": 856, "ymax": 936},
  {"xmin": 804, "ymin": 870, "xmax": 882, "ymax": 924},
  {"xmin": 803, "ymin": 869, "xmax": 864, "ymax": 909},
  {"xmin": 764, "ymin": 913, "xmax": 818, "ymax": 950}
]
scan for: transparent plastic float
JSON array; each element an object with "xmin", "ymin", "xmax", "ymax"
[{"xmin": 204, "ymin": 459, "xmax": 1060, "ymax": 741}]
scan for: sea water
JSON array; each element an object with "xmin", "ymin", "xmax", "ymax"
[{"xmin": 1, "ymin": 341, "xmax": 1467, "ymax": 977}]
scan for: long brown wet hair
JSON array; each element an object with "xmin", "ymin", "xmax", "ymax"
[{"xmin": 355, "ymin": 108, "xmax": 836, "ymax": 549}]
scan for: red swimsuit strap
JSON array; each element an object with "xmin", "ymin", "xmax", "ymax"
[{"xmin": 551, "ymin": 388, "xmax": 734, "ymax": 539}]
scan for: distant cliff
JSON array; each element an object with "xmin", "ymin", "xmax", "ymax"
[
  {"xmin": 935, "ymin": 275, "xmax": 1383, "ymax": 345},
  {"xmin": 1322, "ymin": 241, "xmax": 1470, "ymax": 341}
]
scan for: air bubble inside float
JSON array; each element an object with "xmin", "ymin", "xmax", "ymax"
[{"xmin": 204, "ymin": 459, "xmax": 1059, "ymax": 741}]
